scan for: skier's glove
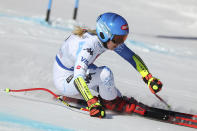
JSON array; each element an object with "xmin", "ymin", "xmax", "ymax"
[
  {"xmin": 143, "ymin": 73, "xmax": 162, "ymax": 94},
  {"xmin": 87, "ymin": 97, "xmax": 105, "ymax": 118}
]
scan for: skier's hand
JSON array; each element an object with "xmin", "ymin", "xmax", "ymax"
[
  {"xmin": 143, "ymin": 73, "xmax": 162, "ymax": 94},
  {"xmin": 87, "ymin": 97, "xmax": 105, "ymax": 118}
]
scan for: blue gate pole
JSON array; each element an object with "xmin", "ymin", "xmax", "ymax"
[
  {"xmin": 45, "ymin": 0, "xmax": 53, "ymax": 22},
  {"xmin": 73, "ymin": 0, "xmax": 79, "ymax": 20}
]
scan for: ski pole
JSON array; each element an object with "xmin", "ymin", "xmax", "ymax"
[
  {"xmin": 45, "ymin": 0, "xmax": 53, "ymax": 22},
  {"xmin": 154, "ymin": 94, "xmax": 171, "ymax": 110},
  {"xmin": 5, "ymin": 88, "xmax": 89, "ymax": 112}
]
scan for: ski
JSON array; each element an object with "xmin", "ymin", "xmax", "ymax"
[
  {"xmin": 143, "ymin": 106, "xmax": 197, "ymax": 128},
  {"xmin": 5, "ymin": 88, "xmax": 197, "ymax": 129},
  {"xmin": 59, "ymin": 95, "xmax": 197, "ymax": 129}
]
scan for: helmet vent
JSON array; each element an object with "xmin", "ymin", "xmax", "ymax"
[{"xmin": 100, "ymin": 32, "xmax": 105, "ymax": 39}]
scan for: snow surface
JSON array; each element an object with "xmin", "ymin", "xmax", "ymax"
[{"xmin": 0, "ymin": 0, "xmax": 197, "ymax": 131}]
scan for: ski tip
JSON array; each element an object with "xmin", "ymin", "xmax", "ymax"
[{"xmin": 5, "ymin": 88, "xmax": 10, "ymax": 93}]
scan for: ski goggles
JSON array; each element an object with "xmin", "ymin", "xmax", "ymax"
[{"xmin": 111, "ymin": 35, "xmax": 128, "ymax": 44}]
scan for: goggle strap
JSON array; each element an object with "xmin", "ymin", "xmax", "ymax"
[{"xmin": 110, "ymin": 34, "xmax": 115, "ymax": 41}]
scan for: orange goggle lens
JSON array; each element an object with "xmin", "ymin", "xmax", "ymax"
[{"xmin": 112, "ymin": 35, "xmax": 128, "ymax": 44}]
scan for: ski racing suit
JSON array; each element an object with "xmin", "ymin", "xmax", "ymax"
[{"xmin": 53, "ymin": 32, "xmax": 149, "ymax": 101}]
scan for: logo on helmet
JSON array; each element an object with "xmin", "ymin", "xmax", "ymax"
[{"xmin": 121, "ymin": 24, "xmax": 128, "ymax": 30}]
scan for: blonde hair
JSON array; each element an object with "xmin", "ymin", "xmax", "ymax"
[{"xmin": 72, "ymin": 26, "xmax": 97, "ymax": 37}]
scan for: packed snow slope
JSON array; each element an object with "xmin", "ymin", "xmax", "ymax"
[{"xmin": 0, "ymin": 0, "xmax": 197, "ymax": 131}]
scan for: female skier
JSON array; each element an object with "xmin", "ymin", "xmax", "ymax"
[{"xmin": 53, "ymin": 12, "xmax": 162, "ymax": 118}]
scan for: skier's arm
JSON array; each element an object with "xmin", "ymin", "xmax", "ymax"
[
  {"xmin": 73, "ymin": 43, "xmax": 105, "ymax": 118},
  {"xmin": 114, "ymin": 43, "xmax": 149, "ymax": 77},
  {"xmin": 114, "ymin": 44, "xmax": 162, "ymax": 94}
]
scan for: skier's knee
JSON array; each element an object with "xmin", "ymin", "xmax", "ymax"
[{"xmin": 100, "ymin": 66, "xmax": 114, "ymax": 86}]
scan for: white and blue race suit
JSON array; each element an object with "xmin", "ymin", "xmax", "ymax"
[{"xmin": 53, "ymin": 32, "xmax": 148, "ymax": 100}]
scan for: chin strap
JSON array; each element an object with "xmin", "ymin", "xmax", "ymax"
[
  {"xmin": 97, "ymin": 35, "xmax": 109, "ymax": 49},
  {"xmin": 102, "ymin": 42, "xmax": 108, "ymax": 49}
]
